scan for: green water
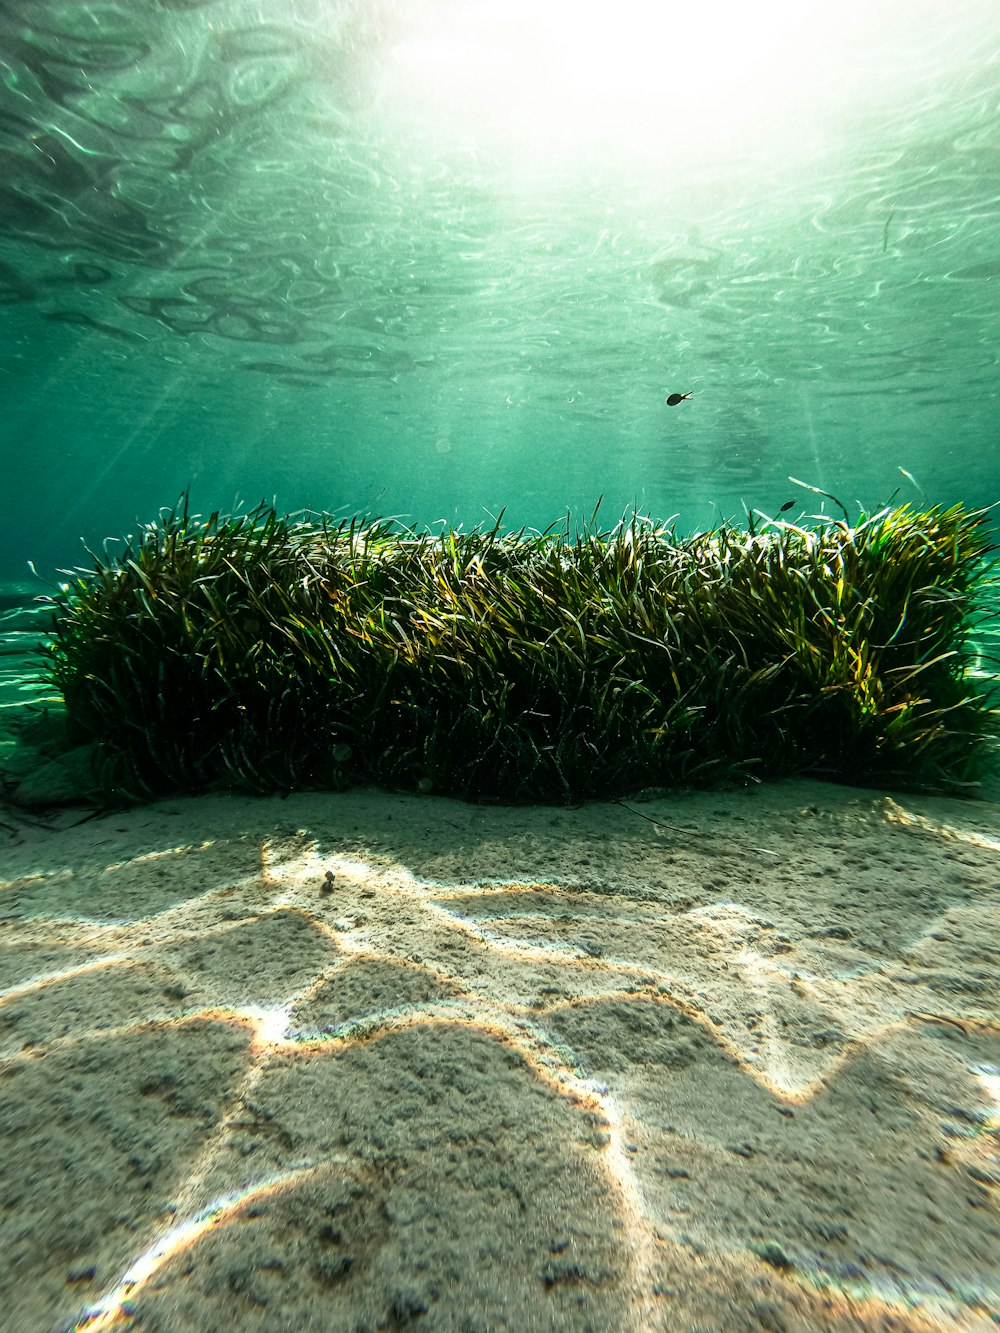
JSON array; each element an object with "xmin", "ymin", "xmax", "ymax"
[{"xmin": 1, "ymin": 0, "xmax": 999, "ymax": 582}]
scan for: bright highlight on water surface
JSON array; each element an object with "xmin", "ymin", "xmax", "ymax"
[{"xmin": 385, "ymin": 0, "xmax": 993, "ymax": 154}]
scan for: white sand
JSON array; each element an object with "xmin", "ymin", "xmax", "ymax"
[{"xmin": 0, "ymin": 778, "xmax": 997, "ymax": 1331}]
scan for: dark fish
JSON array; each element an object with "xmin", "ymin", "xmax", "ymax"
[
  {"xmin": 666, "ymin": 392, "xmax": 692, "ymax": 406},
  {"xmin": 779, "ymin": 501, "xmax": 795, "ymax": 513}
]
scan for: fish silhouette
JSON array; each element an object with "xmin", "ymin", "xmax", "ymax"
[{"xmin": 665, "ymin": 392, "xmax": 692, "ymax": 406}]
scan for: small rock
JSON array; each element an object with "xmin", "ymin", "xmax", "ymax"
[
  {"xmin": 10, "ymin": 744, "xmax": 101, "ymax": 806},
  {"xmin": 755, "ymin": 1242, "xmax": 793, "ymax": 1270},
  {"xmin": 540, "ymin": 1260, "xmax": 588, "ymax": 1287}
]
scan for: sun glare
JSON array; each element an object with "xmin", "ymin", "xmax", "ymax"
[
  {"xmin": 386, "ymin": 0, "xmax": 878, "ymax": 155},
  {"xmin": 383, "ymin": 0, "xmax": 990, "ymax": 163}
]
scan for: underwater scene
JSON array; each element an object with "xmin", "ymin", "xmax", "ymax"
[{"xmin": 1, "ymin": 2, "xmax": 999, "ymax": 1331}]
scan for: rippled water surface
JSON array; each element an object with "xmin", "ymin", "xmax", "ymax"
[{"xmin": 1, "ymin": 0, "xmax": 998, "ymax": 577}]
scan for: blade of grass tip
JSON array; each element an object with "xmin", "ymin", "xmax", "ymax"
[{"xmin": 787, "ymin": 476, "xmax": 851, "ymax": 525}]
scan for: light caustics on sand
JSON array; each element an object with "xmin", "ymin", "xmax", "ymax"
[
  {"xmin": 4, "ymin": 825, "xmax": 994, "ymax": 1098},
  {"xmin": 688, "ymin": 901, "xmax": 816, "ymax": 1098},
  {"xmin": 975, "ymin": 1065, "xmax": 1000, "ymax": 1129},
  {"xmin": 883, "ymin": 796, "xmax": 1000, "ymax": 853},
  {"xmin": 787, "ymin": 1271, "xmax": 1000, "ymax": 1333},
  {"xmin": 0, "ymin": 953, "xmax": 135, "ymax": 1004},
  {"xmin": 16, "ymin": 841, "xmax": 657, "ymax": 1328},
  {"xmin": 71, "ymin": 1005, "xmax": 996, "ymax": 1332},
  {"xmin": 0, "ymin": 818, "xmax": 993, "ymax": 1331},
  {"xmin": 100, "ymin": 840, "xmax": 221, "ymax": 877},
  {"xmin": 60, "ymin": 996, "xmax": 664, "ymax": 1329},
  {"xmin": 427, "ymin": 893, "xmax": 826, "ymax": 1098},
  {"xmin": 72, "ymin": 1168, "xmax": 319, "ymax": 1333},
  {"xmin": 428, "ymin": 885, "xmax": 1000, "ymax": 1106}
]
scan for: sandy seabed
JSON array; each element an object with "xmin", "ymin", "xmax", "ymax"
[{"xmin": 0, "ymin": 771, "xmax": 997, "ymax": 1333}]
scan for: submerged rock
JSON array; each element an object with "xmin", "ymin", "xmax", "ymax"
[{"xmin": 7, "ymin": 743, "xmax": 101, "ymax": 807}]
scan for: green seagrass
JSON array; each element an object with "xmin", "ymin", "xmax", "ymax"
[{"xmin": 42, "ymin": 497, "xmax": 997, "ymax": 804}]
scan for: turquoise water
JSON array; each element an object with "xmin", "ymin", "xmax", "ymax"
[{"xmin": 1, "ymin": 0, "xmax": 999, "ymax": 581}]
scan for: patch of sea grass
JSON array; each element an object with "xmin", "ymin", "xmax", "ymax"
[{"xmin": 41, "ymin": 497, "xmax": 997, "ymax": 804}]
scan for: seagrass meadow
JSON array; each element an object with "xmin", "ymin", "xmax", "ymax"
[{"xmin": 43, "ymin": 497, "xmax": 997, "ymax": 806}]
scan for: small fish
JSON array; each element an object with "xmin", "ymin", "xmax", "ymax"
[
  {"xmin": 779, "ymin": 501, "xmax": 795, "ymax": 513},
  {"xmin": 665, "ymin": 392, "xmax": 692, "ymax": 406}
]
